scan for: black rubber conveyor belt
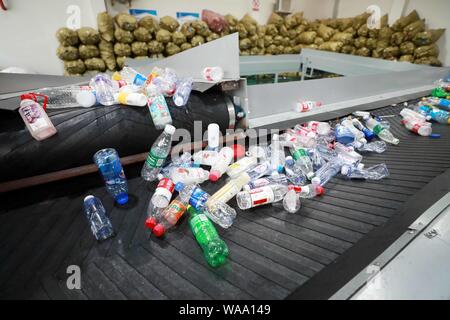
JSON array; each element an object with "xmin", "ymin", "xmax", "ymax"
[{"xmin": 1, "ymin": 103, "xmax": 450, "ymax": 299}]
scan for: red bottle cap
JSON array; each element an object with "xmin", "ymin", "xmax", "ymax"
[
  {"xmin": 152, "ymin": 224, "xmax": 166, "ymax": 237},
  {"xmin": 209, "ymin": 170, "xmax": 221, "ymax": 182},
  {"xmin": 20, "ymin": 93, "xmax": 36, "ymax": 101},
  {"xmin": 232, "ymin": 144, "xmax": 245, "ymax": 160},
  {"xmin": 316, "ymin": 186, "xmax": 325, "ymax": 196},
  {"xmin": 145, "ymin": 217, "xmax": 157, "ymax": 230}
]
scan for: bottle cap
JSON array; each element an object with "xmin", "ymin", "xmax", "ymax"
[
  {"xmin": 232, "ymin": 144, "xmax": 245, "ymax": 160},
  {"xmin": 430, "ymin": 133, "xmax": 441, "ymax": 139},
  {"xmin": 175, "ymin": 182, "xmax": 185, "ymax": 192},
  {"xmin": 115, "ymin": 193, "xmax": 128, "ymax": 205},
  {"xmin": 164, "ymin": 124, "xmax": 176, "ymax": 135},
  {"xmin": 20, "ymin": 93, "xmax": 36, "ymax": 101},
  {"xmin": 209, "ymin": 170, "xmax": 221, "ymax": 182},
  {"xmin": 76, "ymin": 90, "xmax": 97, "ymax": 108},
  {"xmin": 277, "ymin": 165, "xmax": 284, "ymax": 173},
  {"xmin": 152, "ymin": 224, "xmax": 165, "ymax": 237},
  {"xmin": 145, "ymin": 217, "xmax": 157, "ymax": 230},
  {"xmin": 316, "ymin": 186, "xmax": 325, "ymax": 196}
]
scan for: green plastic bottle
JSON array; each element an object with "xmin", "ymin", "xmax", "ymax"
[
  {"xmin": 187, "ymin": 205, "xmax": 229, "ymax": 267},
  {"xmin": 432, "ymin": 87, "xmax": 449, "ymax": 99}
]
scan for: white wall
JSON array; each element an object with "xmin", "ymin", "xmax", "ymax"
[
  {"xmin": 291, "ymin": 0, "xmax": 335, "ymax": 20},
  {"xmin": 0, "ymin": 0, "xmax": 104, "ymax": 75},
  {"xmin": 336, "ymin": 0, "xmax": 395, "ymax": 18}
]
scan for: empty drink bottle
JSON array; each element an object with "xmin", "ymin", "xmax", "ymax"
[
  {"xmin": 148, "ymin": 95, "xmax": 173, "ymax": 130},
  {"xmin": 401, "ymin": 117, "xmax": 432, "ymax": 136},
  {"xmin": 236, "ymin": 184, "xmax": 288, "ymax": 210},
  {"xmin": 352, "ymin": 118, "xmax": 375, "ymax": 141},
  {"xmin": 247, "ymin": 161, "xmax": 273, "ymax": 180},
  {"xmin": 206, "ymin": 123, "xmax": 221, "ymax": 151},
  {"xmin": 284, "ymin": 156, "xmax": 307, "ymax": 185},
  {"xmin": 120, "ymin": 67, "xmax": 147, "ymax": 86},
  {"xmin": 289, "ymin": 183, "xmax": 324, "ymax": 199},
  {"xmin": 283, "ymin": 189, "xmax": 301, "ymax": 214},
  {"xmin": 188, "ymin": 205, "xmax": 229, "ymax": 267},
  {"xmin": 344, "ymin": 163, "xmax": 389, "ymax": 180},
  {"xmin": 270, "ymin": 134, "xmax": 285, "ymax": 173},
  {"xmin": 365, "ymin": 118, "xmax": 399, "ymax": 145},
  {"xmin": 89, "ymin": 74, "xmax": 116, "ymax": 106},
  {"xmin": 353, "ymin": 140, "xmax": 387, "ymax": 153},
  {"xmin": 145, "ymin": 198, "xmax": 165, "ymax": 230},
  {"xmin": 83, "ymin": 195, "xmax": 115, "ymax": 241},
  {"xmin": 142, "ymin": 124, "xmax": 176, "ymax": 181},
  {"xmin": 418, "ymin": 105, "xmax": 450, "ymax": 124},
  {"xmin": 19, "ymin": 93, "xmax": 57, "ymax": 141},
  {"xmin": 207, "ymin": 172, "xmax": 251, "ymax": 206},
  {"xmin": 334, "ymin": 124, "xmax": 356, "ymax": 145},
  {"xmin": 244, "ymin": 174, "xmax": 288, "ymax": 191},
  {"xmin": 173, "ymin": 77, "xmax": 193, "ymax": 106},
  {"xmin": 151, "ymin": 175, "xmax": 175, "ymax": 208},
  {"xmin": 170, "ymin": 167, "xmax": 210, "ymax": 184},
  {"xmin": 341, "ymin": 119, "xmax": 367, "ymax": 144},
  {"xmin": 290, "ymin": 146, "xmax": 314, "ymax": 180},
  {"xmin": 193, "ymin": 150, "xmax": 218, "ymax": 166},
  {"xmin": 313, "ymin": 158, "xmax": 343, "ymax": 186},
  {"xmin": 94, "ymin": 148, "xmax": 129, "ymax": 205},
  {"xmin": 209, "ymin": 147, "xmax": 234, "ymax": 181},
  {"xmin": 226, "ymin": 156, "xmax": 258, "ymax": 178}
]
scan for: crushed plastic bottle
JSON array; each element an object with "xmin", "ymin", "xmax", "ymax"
[
  {"xmin": 173, "ymin": 77, "xmax": 193, "ymax": 106},
  {"xmin": 313, "ymin": 158, "xmax": 343, "ymax": 186},
  {"xmin": 344, "ymin": 163, "xmax": 389, "ymax": 180},
  {"xmin": 284, "ymin": 156, "xmax": 307, "ymax": 185},
  {"xmin": 146, "ymin": 67, "xmax": 178, "ymax": 97},
  {"xmin": 365, "ymin": 117, "xmax": 400, "ymax": 145},
  {"xmin": 141, "ymin": 124, "xmax": 176, "ymax": 181},
  {"xmin": 352, "ymin": 118, "xmax": 375, "ymax": 141},
  {"xmin": 283, "ymin": 189, "xmax": 301, "ymax": 214},
  {"xmin": 188, "ymin": 205, "xmax": 229, "ymax": 267},
  {"xmin": 341, "ymin": 118, "xmax": 367, "ymax": 144},
  {"xmin": 93, "ymin": 148, "xmax": 128, "ymax": 205},
  {"xmin": 353, "ymin": 140, "xmax": 387, "ymax": 153},
  {"xmin": 236, "ymin": 184, "xmax": 288, "ymax": 210},
  {"xmin": 290, "ymin": 145, "xmax": 315, "ymax": 180},
  {"xmin": 83, "ymin": 195, "xmax": 114, "ymax": 241}
]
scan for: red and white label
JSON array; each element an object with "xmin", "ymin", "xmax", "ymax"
[
  {"xmin": 154, "ymin": 178, "xmax": 175, "ymax": 201},
  {"xmin": 249, "ymin": 186, "xmax": 275, "ymax": 207}
]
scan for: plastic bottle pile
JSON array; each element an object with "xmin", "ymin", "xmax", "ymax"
[{"xmin": 17, "ymin": 66, "xmax": 224, "ymax": 141}]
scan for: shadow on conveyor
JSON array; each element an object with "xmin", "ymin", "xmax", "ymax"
[{"xmin": 1, "ymin": 103, "xmax": 450, "ymax": 300}]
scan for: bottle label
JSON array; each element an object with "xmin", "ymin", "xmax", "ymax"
[
  {"xmin": 292, "ymin": 148, "xmax": 308, "ymax": 160},
  {"xmin": 372, "ymin": 124, "xmax": 384, "ymax": 135},
  {"xmin": 410, "ymin": 123, "xmax": 422, "ymax": 134},
  {"xmin": 99, "ymin": 160, "xmax": 126, "ymax": 186},
  {"xmin": 190, "ymin": 214, "xmax": 217, "ymax": 244},
  {"xmin": 249, "ymin": 178, "xmax": 270, "ymax": 189},
  {"xmin": 148, "ymin": 95, "xmax": 172, "ymax": 127},
  {"xmin": 164, "ymin": 200, "xmax": 187, "ymax": 225},
  {"xmin": 189, "ymin": 187, "xmax": 209, "ymax": 210},
  {"xmin": 154, "ymin": 178, "xmax": 175, "ymax": 197},
  {"xmin": 249, "ymin": 186, "xmax": 275, "ymax": 207},
  {"xmin": 21, "ymin": 104, "xmax": 48, "ymax": 130},
  {"xmin": 146, "ymin": 150, "xmax": 166, "ymax": 168}
]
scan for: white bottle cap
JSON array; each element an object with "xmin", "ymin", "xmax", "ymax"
[
  {"xmin": 76, "ymin": 91, "xmax": 97, "ymax": 108},
  {"xmin": 164, "ymin": 124, "xmax": 176, "ymax": 135},
  {"xmin": 174, "ymin": 96, "xmax": 184, "ymax": 106}
]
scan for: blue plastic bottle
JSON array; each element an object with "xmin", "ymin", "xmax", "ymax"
[
  {"xmin": 83, "ymin": 195, "xmax": 115, "ymax": 241},
  {"xmin": 173, "ymin": 77, "xmax": 193, "ymax": 107},
  {"xmin": 419, "ymin": 105, "xmax": 450, "ymax": 124}
]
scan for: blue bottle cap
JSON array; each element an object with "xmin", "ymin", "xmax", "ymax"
[
  {"xmin": 175, "ymin": 182, "xmax": 185, "ymax": 192},
  {"xmin": 133, "ymin": 74, "xmax": 147, "ymax": 86},
  {"xmin": 429, "ymin": 133, "xmax": 441, "ymax": 139},
  {"xmin": 277, "ymin": 165, "xmax": 284, "ymax": 173},
  {"xmin": 115, "ymin": 193, "xmax": 128, "ymax": 205}
]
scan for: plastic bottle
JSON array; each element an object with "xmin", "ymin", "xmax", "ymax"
[
  {"xmin": 83, "ymin": 195, "xmax": 114, "ymax": 241},
  {"xmin": 160, "ymin": 152, "xmax": 193, "ymax": 177},
  {"xmin": 289, "ymin": 183, "xmax": 324, "ymax": 199},
  {"xmin": 209, "ymin": 147, "xmax": 234, "ymax": 181},
  {"xmin": 89, "ymin": 74, "xmax": 116, "ymax": 106},
  {"xmin": 177, "ymin": 183, "xmax": 237, "ymax": 228},
  {"xmin": 304, "ymin": 121, "xmax": 331, "ymax": 136},
  {"xmin": 76, "ymin": 90, "xmax": 97, "ymax": 108},
  {"xmin": 193, "ymin": 150, "xmax": 218, "ymax": 166},
  {"xmin": 334, "ymin": 143, "xmax": 363, "ymax": 165},
  {"xmin": 341, "ymin": 119, "xmax": 367, "ymax": 143},
  {"xmin": 114, "ymin": 92, "xmax": 147, "ymax": 107},
  {"xmin": 423, "ymin": 97, "xmax": 450, "ymax": 111},
  {"xmin": 35, "ymin": 86, "xmax": 94, "ymax": 109},
  {"xmin": 207, "ymin": 172, "xmax": 251, "ymax": 205},
  {"xmin": 290, "ymin": 146, "xmax": 315, "ymax": 180},
  {"xmin": 120, "ymin": 67, "xmax": 147, "ymax": 86},
  {"xmin": 226, "ymin": 156, "xmax": 258, "ymax": 178},
  {"xmin": 270, "ymin": 134, "xmax": 285, "ymax": 173},
  {"xmin": 283, "ymin": 189, "xmax": 301, "ymax": 214},
  {"xmin": 236, "ymin": 184, "xmax": 288, "ymax": 210},
  {"xmin": 145, "ymin": 198, "xmax": 165, "ymax": 230},
  {"xmin": 151, "ymin": 175, "xmax": 175, "ymax": 208},
  {"xmin": 400, "ymin": 108, "xmax": 428, "ymax": 123},
  {"xmin": 351, "ymin": 118, "xmax": 375, "ymax": 141},
  {"xmin": 284, "ymin": 156, "xmax": 307, "ymax": 186},
  {"xmin": 293, "ymin": 124, "xmax": 317, "ymax": 138},
  {"xmin": 313, "ymin": 158, "xmax": 343, "ymax": 186},
  {"xmin": 244, "ymin": 174, "xmax": 288, "ymax": 191},
  {"xmin": 401, "ymin": 117, "xmax": 432, "ymax": 136},
  {"xmin": 141, "ymin": 124, "xmax": 176, "ymax": 181},
  {"xmin": 353, "ymin": 140, "xmax": 387, "ymax": 153},
  {"xmin": 308, "ymin": 148, "xmax": 327, "ymax": 171},
  {"xmin": 344, "ymin": 163, "xmax": 389, "ymax": 180},
  {"xmin": 170, "ymin": 167, "xmax": 209, "ymax": 184},
  {"xmin": 206, "ymin": 123, "xmax": 220, "ymax": 151},
  {"xmin": 246, "ymin": 145, "xmax": 270, "ymax": 161},
  {"xmin": 247, "ymin": 161, "xmax": 273, "ymax": 180},
  {"xmin": 152, "ymin": 191, "xmax": 192, "ymax": 237},
  {"xmin": 202, "ymin": 66, "xmax": 224, "ymax": 81},
  {"xmin": 93, "ymin": 148, "xmax": 128, "ymax": 205},
  {"xmin": 18, "ymin": 94, "xmax": 57, "ymax": 141},
  {"xmin": 419, "ymin": 105, "xmax": 450, "ymax": 124},
  {"xmin": 365, "ymin": 118, "xmax": 400, "ymax": 145},
  {"xmin": 334, "ymin": 124, "xmax": 356, "ymax": 145},
  {"xmin": 173, "ymin": 77, "xmax": 193, "ymax": 106},
  {"xmin": 188, "ymin": 205, "xmax": 229, "ymax": 267},
  {"xmin": 147, "ymin": 95, "xmax": 173, "ymax": 130},
  {"xmin": 295, "ymin": 100, "xmax": 322, "ymax": 112}
]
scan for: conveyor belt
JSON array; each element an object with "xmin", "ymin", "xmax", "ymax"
[{"xmin": 1, "ymin": 103, "xmax": 450, "ymax": 300}]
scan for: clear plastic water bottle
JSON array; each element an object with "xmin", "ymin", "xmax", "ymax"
[
  {"xmin": 352, "ymin": 140, "xmax": 387, "ymax": 153},
  {"xmin": 344, "ymin": 163, "xmax": 389, "ymax": 180},
  {"xmin": 151, "ymin": 174, "xmax": 175, "ymax": 208},
  {"xmin": 169, "ymin": 167, "xmax": 209, "ymax": 184},
  {"xmin": 341, "ymin": 118, "xmax": 367, "ymax": 144},
  {"xmin": 351, "ymin": 118, "xmax": 375, "ymax": 141},
  {"xmin": 246, "ymin": 161, "xmax": 273, "ymax": 180},
  {"xmin": 18, "ymin": 94, "xmax": 57, "ymax": 141},
  {"xmin": 207, "ymin": 172, "xmax": 251, "ymax": 205},
  {"xmin": 283, "ymin": 189, "xmax": 301, "ymax": 214},
  {"xmin": 313, "ymin": 158, "xmax": 343, "ymax": 186},
  {"xmin": 83, "ymin": 195, "xmax": 115, "ymax": 241},
  {"xmin": 147, "ymin": 95, "xmax": 173, "ymax": 130},
  {"xmin": 365, "ymin": 118, "xmax": 400, "ymax": 145},
  {"xmin": 193, "ymin": 150, "xmax": 218, "ymax": 166},
  {"xmin": 226, "ymin": 156, "xmax": 258, "ymax": 178},
  {"xmin": 284, "ymin": 156, "xmax": 307, "ymax": 185},
  {"xmin": 36, "ymin": 86, "xmax": 95, "ymax": 109},
  {"xmin": 270, "ymin": 134, "xmax": 285, "ymax": 173},
  {"xmin": 334, "ymin": 143, "xmax": 363, "ymax": 165},
  {"xmin": 160, "ymin": 152, "xmax": 193, "ymax": 178},
  {"xmin": 400, "ymin": 108, "xmax": 429, "ymax": 123},
  {"xmin": 246, "ymin": 145, "xmax": 270, "ymax": 161},
  {"xmin": 173, "ymin": 77, "xmax": 193, "ymax": 107},
  {"xmin": 308, "ymin": 148, "xmax": 327, "ymax": 171},
  {"xmin": 304, "ymin": 121, "xmax": 331, "ymax": 136},
  {"xmin": 209, "ymin": 147, "xmax": 234, "ymax": 182},
  {"xmin": 93, "ymin": 148, "xmax": 128, "ymax": 205},
  {"xmin": 120, "ymin": 67, "xmax": 147, "ymax": 86},
  {"xmin": 188, "ymin": 205, "xmax": 229, "ymax": 267},
  {"xmin": 294, "ymin": 100, "xmax": 322, "ymax": 112},
  {"xmin": 244, "ymin": 174, "xmax": 288, "ymax": 191},
  {"xmin": 289, "ymin": 183, "xmax": 324, "ymax": 199},
  {"xmin": 290, "ymin": 146, "xmax": 314, "ymax": 180},
  {"xmin": 236, "ymin": 184, "xmax": 288, "ymax": 210},
  {"xmin": 141, "ymin": 124, "xmax": 176, "ymax": 181},
  {"xmin": 89, "ymin": 74, "xmax": 116, "ymax": 106}
]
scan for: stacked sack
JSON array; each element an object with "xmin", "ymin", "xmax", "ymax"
[{"xmin": 56, "ymin": 10, "xmax": 446, "ymax": 76}]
